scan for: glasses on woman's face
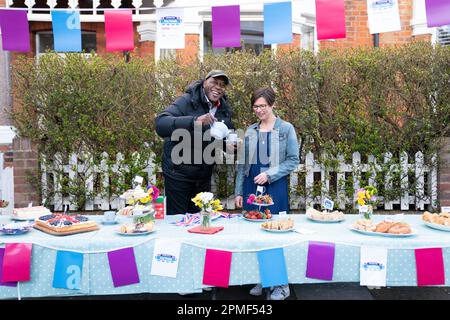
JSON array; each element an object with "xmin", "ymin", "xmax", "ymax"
[{"xmin": 252, "ymin": 104, "xmax": 269, "ymax": 110}]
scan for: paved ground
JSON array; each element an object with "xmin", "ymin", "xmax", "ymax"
[{"xmin": 26, "ymin": 283, "xmax": 450, "ymax": 300}]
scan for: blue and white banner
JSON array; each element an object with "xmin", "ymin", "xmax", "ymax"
[
  {"xmin": 156, "ymin": 8, "xmax": 185, "ymax": 49},
  {"xmin": 53, "ymin": 250, "xmax": 83, "ymax": 290},
  {"xmin": 151, "ymin": 239, "xmax": 181, "ymax": 278},
  {"xmin": 367, "ymin": 0, "xmax": 401, "ymax": 34},
  {"xmin": 360, "ymin": 246, "xmax": 387, "ymax": 287}
]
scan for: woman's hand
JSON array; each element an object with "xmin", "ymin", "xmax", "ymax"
[
  {"xmin": 235, "ymin": 196, "xmax": 243, "ymax": 208},
  {"xmin": 254, "ymin": 172, "xmax": 269, "ymax": 185}
]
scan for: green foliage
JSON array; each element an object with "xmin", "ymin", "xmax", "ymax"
[{"xmin": 10, "ymin": 42, "xmax": 450, "ymax": 209}]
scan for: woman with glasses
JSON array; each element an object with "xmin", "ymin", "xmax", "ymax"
[{"xmin": 234, "ymin": 86, "xmax": 300, "ymax": 300}]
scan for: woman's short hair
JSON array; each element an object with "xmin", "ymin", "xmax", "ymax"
[{"xmin": 251, "ymin": 87, "xmax": 276, "ymax": 107}]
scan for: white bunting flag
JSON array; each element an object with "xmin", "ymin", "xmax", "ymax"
[
  {"xmin": 360, "ymin": 246, "xmax": 388, "ymax": 287},
  {"xmin": 367, "ymin": 0, "xmax": 401, "ymax": 34},
  {"xmin": 151, "ymin": 239, "xmax": 181, "ymax": 278},
  {"xmin": 156, "ymin": 8, "xmax": 185, "ymax": 49}
]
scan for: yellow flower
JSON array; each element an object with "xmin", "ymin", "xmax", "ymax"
[
  {"xmin": 357, "ymin": 198, "xmax": 365, "ymax": 206},
  {"xmin": 128, "ymin": 199, "xmax": 135, "ymax": 205},
  {"xmin": 140, "ymin": 195, "xmax": 151, "ymax": 204},
  {"xmin": 357, "ymin": 191, "xmax": 366, "ymax": 199}
]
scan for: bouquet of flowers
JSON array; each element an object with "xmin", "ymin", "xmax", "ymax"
[
  {"xmin": 119, "ymin": 184, "xmax": 160, "ymax": 223},
  {"xmin": 191, "ymin": 192, "xmax": 223, "ymax": 229},
  {"xmin": 356, "ymin": 186, "xmax": 378, "ymax": 219}
]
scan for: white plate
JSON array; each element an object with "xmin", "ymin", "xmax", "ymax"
[
  {"xmin": 261, "ymin": 227, "xmax": 293, "ymax": 233},
  {"xmin": 349, "ymin": 226, "xmax": 417, "ymax": 237},
  {"xmin": 11, "ymin": 216, "xmax": 37, "ymax": 221},
  {"xmin": 306, "ymin": 215, "xmax": 345, "ymax": 223},
  {"xmin": 242, "ymin": 216, "xmax": 272, "ymax": 222},
  {"xmin": 423, "ymin": 221, "xmax": 450, "ymax": 232},
  {"xmin": 116, "ymin": 230, "xmax": 155, "ymax": 236}
]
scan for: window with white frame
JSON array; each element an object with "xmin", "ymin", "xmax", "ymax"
[
  {"xmin": 203, "ymin": 21, "xmax": 271, "ymax": 55},
  {"xmin": 36, "ymin": 31, "xmax": 97, "ymax": 55},
  {"xmin": 301, "ymin": 26, "xmax": 315, "ymax": 51},
  {"xmin": 437, "ymin": 25, "xmax": 450, "ymax": 46}
]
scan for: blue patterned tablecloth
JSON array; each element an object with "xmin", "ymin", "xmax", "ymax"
[{"xmin": 0, "ymin": 214, "xmax": 449, "ymax": 299}]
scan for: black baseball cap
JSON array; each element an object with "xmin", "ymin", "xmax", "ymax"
[{"xmin": 205, "ymin": 70, "xmax": 230, "ymax": 85}]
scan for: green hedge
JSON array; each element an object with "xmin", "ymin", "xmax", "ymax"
[{"xmin": 11, "ymin": 42, "xmax": 450, "ymax": 209}]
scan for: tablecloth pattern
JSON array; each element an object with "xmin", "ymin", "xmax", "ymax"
[{"xmin": 1, "ymin": 214, "xmax": 450, "ymax": 299}]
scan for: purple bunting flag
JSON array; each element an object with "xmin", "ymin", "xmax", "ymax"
[
  {"xmin": 212, "ymin": 5, "xmax": 241, "ymax": 48},
  {"xmin": 107, "ymin": 247, "xmax": 140, "ymax": 287},
  {"xmin": 425, "ymin": 0, "xmax": 450, "ymax": 27},
  {"xmin": 306, "ymin": 241, "xmax": 335, "ymax": 281},
  {"xmin": 0, "ymin": 10, "xmax": 30, "ymax": 52}
]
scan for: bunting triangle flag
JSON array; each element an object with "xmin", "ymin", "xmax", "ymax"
[
  {"xmin": 0, "ymin": 10, "xmax": 30, "ymax": 52},
  {"xmin": 212, "ymin": 5, "xmax": 241, "ymax": 48},
  {"xmin": 52, "ymin": 10, "xmax": 82, "ymax": 52},
  {"xmin": 104, "ymin": 10, "xmax": 134, "ymax": 52},
  {"xmin": 264, "ymin": 2, "xmax": 293, "ymax": 45},
  {"xmin": 425, "ymin": 0, "xmax": 450, "ymax": 27},
  {"xmin": 315, "ymin": 0, "xmax": 346, "ymax": 40}
]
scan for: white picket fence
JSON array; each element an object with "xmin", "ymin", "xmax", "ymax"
[
  {"xmin": 41, "ymin": 151, "xmax": 438, "ymax": 212},
  {"xmin": 0, "ymin": 153, "xmax": 14, "ymax": 215}
]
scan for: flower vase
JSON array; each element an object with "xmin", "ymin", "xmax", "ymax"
[
  {"xmin": 200, "ymin": 211, "xmax": 211, "ymax": 230},
  {"xmin": 360, "ymin": 205, "xmax": 374, "ymax": 220}
]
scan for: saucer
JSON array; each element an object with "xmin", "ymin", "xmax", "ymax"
[{"xmin": 101, "ymin": 218, "xmax": 119, "ymax": 225}]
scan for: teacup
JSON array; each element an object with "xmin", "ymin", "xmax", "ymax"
[{"xmin": 104, "ymin": 210, "xmax": 116, "ymax": 222}]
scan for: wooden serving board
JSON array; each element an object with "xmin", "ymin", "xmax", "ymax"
[{"xmin": 34, "ymin": 224, "xmax": 99, "ymax": 236}]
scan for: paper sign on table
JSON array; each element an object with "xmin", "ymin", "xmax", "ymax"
[
  {"xmin": 104, "ymin": 10, "xmax": 134, "ymax": 52},
  {"xmin": 107, "ymin": 247, "xmax": 140, "ymax": 287},
  {"xmin": 212, "ymin": 5, "xmax": 241, "ymax": 48},
  {"xmin": 306, "ymin": 241, "xmax": 335, "ymax": 280},
  {"xmin": 151, "ymin": 239, "xmax": 181, "ymax": 278},
  {"xmin": 0, "ymin": 248, "xmax": 17, "ymax": 287},
  {"xmin": 263, "ymin": 2, "xmax": 292, "ymax": 45},
  {"xmin": 0, "ymin": 10, "xmax": 30, "ymax": 52},
  {"xmin": 415, "ymin": 248, "xmax": 445, "ymax": 286},
  {"xmin": 315, "ymin": 0, "xmax": 346, "ymax": 40},
  {"xmin": 257, "ymin": 248, "xmax": 288, "ymax": 288},
  {"xmin": 2, "ymin": 243, "xmax": 32, "ymax": 282},
  {"xmin": 51, "ymin": 10, "xmax": 82, "ymax": 52},
  {"xmin": 360, "ymin": 247, "xmax": 387, "ymax": 287},
  {"xmin": 53, "ymin": 250, "xmax": 84, "ymax": 290},
  {"xmin": 203, "ymin": 249, "xmax": 232, "ymax": 288}
]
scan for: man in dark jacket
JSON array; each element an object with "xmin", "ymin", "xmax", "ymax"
[{"xmin": 155, "ymin": 70, "xmax": 234, "ymax": 215}]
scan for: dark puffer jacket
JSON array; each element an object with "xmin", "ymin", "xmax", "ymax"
[{"xmin": 155, "ymin": 80, "xmax": 234, "ymax": 182}]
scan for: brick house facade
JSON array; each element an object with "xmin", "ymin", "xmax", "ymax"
[{"xmin": 0, "ymin": 0, "xmax": 449, "ymax": 211}]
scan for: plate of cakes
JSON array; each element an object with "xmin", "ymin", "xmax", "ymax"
[
  {"xmin": 116, "ymin": 221, "xmax": 155, "ymax": 236},
  {"xmin": 242, "ymin": 209, "xmax": 273, "ymax": 222},
  {"xmin": 306, "ymin": 207, "xmax": 345, "ymax": 223},
  {"xmin": 422, "ymin": 211, "xmax": 450, "ymax": 232},
  {"xmin": 261, "ymin": 218, "xmax": 294, "ymax": 233},
  {"xmin": 350, "ymin": 219, "xmax": 416, "ymax": 237}
]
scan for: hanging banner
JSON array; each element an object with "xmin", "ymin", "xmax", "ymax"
[
  {"xmin": 212, "ymin": 5, "xmax": 241, "ymax": 48},
  {"xmin": 425, "ymin": 0, "xmax": 450, "ymax": 27},
  {"xmin": 0, "ymin": 10, "xmax": 30, "ymax": 52},
  {"xmin": 315, "ymin": 0, "xmax": 346, "ymax": 40},
  {"xmin": 156, "ymin": 8, "xmax": 185, "ymax": 49},
  {"xmin": 53, "ymin": 250, "xmax": 83, "ymax": 290},
  {"xmin": 150, "ymin": 239, "xmax": 181, "ymax": 278},
  {"xmin": 104, "ymin": 10, "xmax": 134, "ymax": 52},
  {"xmin": 2, "ymin": 243, "xmax": 32, "ymax": 282},
  {"xmin": 360, "ymin": 247, "xmax": 388, "ymax": 287},
  {"xmin": 0, "ymin": 248, "xmax": 17, "ymax": 287},
  {"xmin": 263, "ymin": 2, "xmax": 293, "ymax": 45},
  {"xmin": 257, "ymin": 248, "xmax": 289, "ymax": 288},
  {"xmin": 202, "ymin": 249, "xmax": 232, "ymax": 288},
  {"xmin": 367, "ymin": 0, "xmax": 401, "ymax": 34},
  {"xmin": 107, "ymin": 247, "xmax": 140, "ymax": 287},
  {"xmin": 51, "ymin": 10, "xmax": 82, "ymax": 52},
  {"xmin": 306, "ymin": 241, "xmax": 335, "ymax": 280},
  {"xmin": 415, "ymin": 248, "xmax": 445, "ymax": 286}
]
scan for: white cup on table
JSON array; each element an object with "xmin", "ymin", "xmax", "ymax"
[{"xmin": 104, "ymin": 210, "xmax": 116, "ymax": 223}]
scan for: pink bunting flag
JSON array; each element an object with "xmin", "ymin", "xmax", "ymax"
[
  {"xmin": 104, "ymin": 10, "xmax": 134, "ymax": 52},
  {"xmin": 202, "ymin": 249, "xmax": 232, "ymax": 288},
  {"xmin": 315, "ymin": 0, "xmax": 346, "ymax": 40},
  {"xmin": 2, "ymin": 243, "xmax": 32, "ymax": 282},
  {"xmin": 415, "ymin": 248, "xmax": 445, "ymax": 286}
]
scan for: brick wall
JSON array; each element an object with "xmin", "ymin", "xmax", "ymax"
[
  {"xmin": 439, "ymin": 138, "xmax": 450, "ymax": 208},
  {"xmin": 277, "ymin": 33, "xmax": 302, "ymax": 52},
  {"xmin": 319, "ymin": 0, "xmax": 430, "ymax": 50},
  {"xmin": 176, "ymin": 34, "xmax": 199, "ymax": 64}
]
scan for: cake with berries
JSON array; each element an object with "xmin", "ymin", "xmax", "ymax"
[{"xmin": 34, "ymin": 214, "xmax": 98, "ymax": 235}]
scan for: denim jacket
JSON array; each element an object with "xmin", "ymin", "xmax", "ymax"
[{"xmin": 234, "ymin": 117, "xmax": 300, "ymax": 196}]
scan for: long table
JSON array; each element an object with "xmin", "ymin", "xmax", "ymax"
[{"xmin": 0, "ymin": 214, "xmax": 449, "ymax": 299}]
